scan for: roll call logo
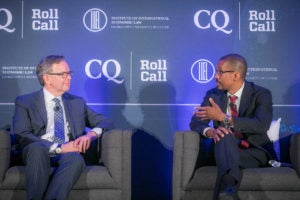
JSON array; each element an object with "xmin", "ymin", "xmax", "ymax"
[
  {"xmin": 32, "ymin": 8, "xmax": 59, "ymax": 31},
  {"xmin": 249, "ymin": 10, "xmax": 276, "ymax": 32},
  {"xmin": 140, "ymin": 59, "xmax": 167, "ymax": 82}
]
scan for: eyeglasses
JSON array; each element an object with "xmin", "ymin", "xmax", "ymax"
[
  {"xmin": 46, "ymin": 71, "xmax": 73, "ymax": 79},
  {"xmin": 215, "ymin": 70, "xmax": 235, "ymax": 76}
]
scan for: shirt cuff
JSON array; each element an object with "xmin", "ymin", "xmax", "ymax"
[
  {"xmin": 203, "ymin": 127, "xmax": 213, "ymax": 138},
  {"xmin": 90, "ymin": 127, "xmax": 103, "ymax": 137},
  {"xmin": 49, "ymin": 143, "xmax": 59, "ymax": 153}
]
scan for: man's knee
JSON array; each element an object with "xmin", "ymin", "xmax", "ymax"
[
  {"xmin": 216, "ymin": 134, "xmax": 237, "ymax": 147},
  {"xmin": 62, "ymin": 152, "xmax": 85, "ymax": 170},
  {"xmin": 22, "ymin": 142, "xmax": 49, "ymax": 163}
]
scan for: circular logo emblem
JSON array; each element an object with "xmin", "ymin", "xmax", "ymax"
[
  {"xmin": 83, "ymin": 8, "xmax": 107, "ymax": 32},
  {"xmin": 191, "ymin": 59, "xmax": 215, "ymax": 83}
]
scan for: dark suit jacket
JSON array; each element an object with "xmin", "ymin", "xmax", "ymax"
[
  {"xmin": 13, "ymin": 89, "xmax": 114, "ymax": 151},
  {"xmin": 190, "ymin": 81, "xmax": 273, "ymax": 147}
]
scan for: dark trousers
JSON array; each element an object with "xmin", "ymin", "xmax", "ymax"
[
  {"xmin": 22, "ymin": 142, "xmax": 85, "ymax": 200},
  {"xmin": 196, "ymin": 134, "xmax": 269, "ymax": 200}
]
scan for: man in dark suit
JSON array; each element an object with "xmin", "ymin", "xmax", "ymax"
[
  {"xmin": 13, "ymin": 55, "xmax": 114, "ymax": 200},
  {"xmin": 190, "ymin": 54, "xmax": 273, "ymax": 200}
]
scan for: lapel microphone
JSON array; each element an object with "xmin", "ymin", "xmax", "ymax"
[{"xmin": 53, "ymin": 106, "xmax": 60, "ymax": 112}]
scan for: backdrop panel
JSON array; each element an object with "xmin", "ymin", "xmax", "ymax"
[{"xmin": 1, "ymin": 1, "xmax": 299, "ymax": 199}]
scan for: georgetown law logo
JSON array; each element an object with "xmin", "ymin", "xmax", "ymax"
[
  {"xmin": 194, "ymin": 10, "xmax": 232, "ymax": 34},
  {"xmin": 85, "ymin": 58, "xmax": 124, "ymax": 84},
  {"xmin": 83, "ymin": 8, "xmax": 107, "ymax": 32},
  {"xmin": 191, "ymin": 59, "xmax": 215, "ymax": 84},
  {"xmin": 0, "ymin": 8, "xmax": 15, "ymax": 32}
]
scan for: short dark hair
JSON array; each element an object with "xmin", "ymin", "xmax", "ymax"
[
  {"xmin": 219, "ymin": 53, "xmax": 247, "ymax": 79},
  {"xmin": 36, "ymin": 55, "xmax": 65, "ymax": 85}
]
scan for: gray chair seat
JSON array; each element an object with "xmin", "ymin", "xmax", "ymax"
[
  {"xmin": 187, "ymin": 166, "xmax": 300, "ymax": 191},
  {"xmin": 173, "ymin": 130, "xmax": 300, "ymax": 200},
  {"xmin": 0, "ymin": 129, "xmax": 132, "ymax": 200}
]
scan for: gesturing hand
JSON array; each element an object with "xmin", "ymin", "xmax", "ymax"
[{"xmin": 194, "ymin": 98, "xmax": 225, "ymax": 121}]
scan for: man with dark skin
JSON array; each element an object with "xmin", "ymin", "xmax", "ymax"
[{"xmin": 190, "ymin": 53, "xmax": 273, "ymax": 200}]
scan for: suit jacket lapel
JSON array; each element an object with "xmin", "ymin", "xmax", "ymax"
[
  {"xmin": 239, "ymin": 82, "xmax": 252, "ymax": 116},
  {"xmin": 62, "ymin": 93, "xmax": 75, "ymax": 139},
  {"xmin": 214, "ymin": 90, "xmax": 227, "ymax": 127},
  {"xmin": 35, "ymin": 89, "xmax": 47, "ymax": 125},
  {"xmin": 220, "ymin": 90, "xmax": 228, "ymax": 113}
]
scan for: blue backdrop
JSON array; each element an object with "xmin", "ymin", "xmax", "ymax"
[{"xmin": 1, "ymin": 0, "xmax": 300, "ymax": 199}]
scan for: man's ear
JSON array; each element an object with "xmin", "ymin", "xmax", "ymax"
[
  {"xmin": 43, "ymin": 74, "xmax": 50, "ymax": 85},
  {"xmin": 233, "ymin": 71, "xmax": 241, "ymax": 80}
]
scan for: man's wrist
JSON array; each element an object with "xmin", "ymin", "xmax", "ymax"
[
  {"xmin": 87, "ymin": 130, "xmax": 102, "ymax": 139},
  {"xmin": 90, "ymin": 128, "xmax": 103, "ymax": 137},
  {"xmin": 203, "ymin": 128, "xmax": 213, "ymax": 138},
  {"xmin": 220, "ymin": 113, "xmax": 227, "ymax": 122},
  {"xmin": 54, "ymin": 144, "xmax": 62, "ymax": 154},
  {"xmin": 223, "ymin": 114, "xmax": 231, "ymax": 128}
]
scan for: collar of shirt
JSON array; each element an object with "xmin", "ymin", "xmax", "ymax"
[{"xmin": 43, "ymin": 87, "xmax": 62, "ymax": 104}]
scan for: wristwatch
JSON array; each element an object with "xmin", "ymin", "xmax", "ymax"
[
  {"xmin": 223, "ymin": 114, "xmax": 231, "ymax": 128},
  {"xmin": 54, "ymin": 144, "xmax": 62, "ymax": 154}
]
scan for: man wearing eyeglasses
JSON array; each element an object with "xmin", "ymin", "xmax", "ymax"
[
  {"xmin": 190, "ymin": 54, "xmax": 273, "ymax": 200},
  {"xmin": 13, "ymin": 55, "xmax": 114, "ymax": 200}
]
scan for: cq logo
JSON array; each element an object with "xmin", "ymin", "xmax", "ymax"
[
  {"xmin": 85, "ymin": 59, "xmax": 124, "ymax": 84},
  {"xmin": 83, "ymin": 8, "xmax": 107, "ymax": 32},
  {"xmin": 0, "ymin": 8, "xmax": 15, "ymax": 32},
  {"xmin": 194, "ymin": 10, "xmax": 232, "ymax": 34},
  {"xmin": 191, "ymin": 59, "xmax": 215, "ymax": 84}
]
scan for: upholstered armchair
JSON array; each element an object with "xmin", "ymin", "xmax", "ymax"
[
  {"xmin": 0, "ymin": 129, "xmax": 132, "ymax": 200},
  {"xmin": 172, "ymin": 130, "xmax": 300, "ymax": 200}
]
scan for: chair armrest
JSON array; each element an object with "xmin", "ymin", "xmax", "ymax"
[
  {"xmin": 172, "ymin": 130, "xmax": 200, "ymax": 200},
  {"xmin": 0, "ymin": 129, "xmax": 11, "ymax": 182},
  {"xmin": 290, "ymin": 133, "xmax": 300, "ymax": 177},
  {"xmin": 101, "ymin": 129, "xmax": 132, "ymax": 200}
]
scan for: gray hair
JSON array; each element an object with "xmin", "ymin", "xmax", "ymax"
[{"xmin": 36, "ymin": 55, "xmax": 65, "ymax": 85}]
